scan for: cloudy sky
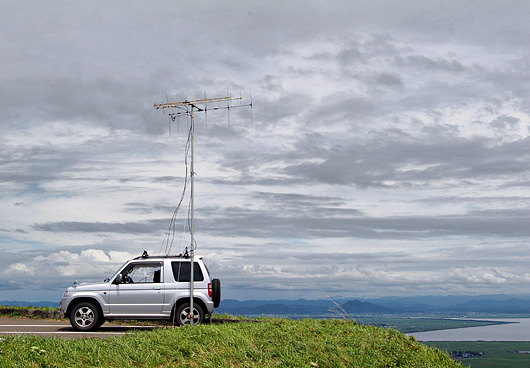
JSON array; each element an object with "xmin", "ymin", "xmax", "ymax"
[{"xmin": 1, "ymin": 1, "xmax": 530, "ymax": 302}]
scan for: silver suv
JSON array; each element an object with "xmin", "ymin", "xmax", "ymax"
[{"xmin": 60, "ymin": 252, "xmax": 221, "ymax": 331}]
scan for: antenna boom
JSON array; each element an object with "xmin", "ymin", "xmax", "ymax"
[{"xmin": 154, "ymin": 96, "xmax": 241, "ymax": 110}]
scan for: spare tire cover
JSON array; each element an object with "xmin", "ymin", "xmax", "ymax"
[{"xmin": 212, "ymin": 278, "xmax": 221, "ymax": 308}]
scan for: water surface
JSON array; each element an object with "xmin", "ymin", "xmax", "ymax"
[{"xmin": 411, "ymin": 318, "xmax": 530, "ymax": 341}]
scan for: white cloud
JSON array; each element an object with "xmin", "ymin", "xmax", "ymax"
[
  {"xmin": 22, "ymin": 249, "xmax": 135, "ymax": 279},
  {"xmin": 5, "ymin": 263, "xmax": 35, "ymax": 277}
]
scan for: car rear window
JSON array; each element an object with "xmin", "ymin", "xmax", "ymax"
[{"xmin": 171, "ymin": 261, "xmax": 204, "ymax": 282}]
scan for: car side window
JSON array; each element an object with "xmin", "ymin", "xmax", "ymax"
[
  {"xmin": 120, "ymin": 263, "xmax": 162, "ymax": 284},
  {"xmin": 172, "ymin": 261, "xmax": 204, "ymax": 282}
]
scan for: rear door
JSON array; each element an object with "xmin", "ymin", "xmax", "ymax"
[{"xmin": 109, "ymin": 261, "xmax": 165, "ymax": 316}]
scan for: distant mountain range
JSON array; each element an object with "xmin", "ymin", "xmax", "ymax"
[
  {"xmin": 4, "ymin": 295, "xmax": 530, "ymax": 316},
  {"xmin": 216, "ymin": 295, "xmax": 530, "ymax": 317}
]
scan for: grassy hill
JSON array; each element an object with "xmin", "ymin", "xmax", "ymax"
[{"xmin": 0, "ymin": 317, "xmax": 460, "ymax": 367}]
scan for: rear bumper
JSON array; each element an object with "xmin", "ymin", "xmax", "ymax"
[{"xmin": 205, "ymin": 300, "xmax": 214, "ymax": 315}]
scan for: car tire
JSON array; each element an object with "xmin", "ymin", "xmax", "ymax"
[
  {"xmin": 69, "ymin": 301, "xmax": 102, "ymax": 331},
  {"xmin": 212, "ymin": 278, "xmax": 221, "ymax": 308},
  {"xmin": 173, "ymin": 302, "xmax": 204, "ymax": 326}
]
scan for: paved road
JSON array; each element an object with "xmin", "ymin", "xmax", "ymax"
[{"xmin": 0, "ymin": 318, "xmax": 158, "ymax": 339}]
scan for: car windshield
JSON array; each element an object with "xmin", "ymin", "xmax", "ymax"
[{"xmin": 104, "ymin": 261, "xmax": 129, "ymax": 282}]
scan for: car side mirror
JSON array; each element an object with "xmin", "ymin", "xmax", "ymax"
[{"xmin": 114, "ymin": 274, "xmax": 122, "ymax": 284}]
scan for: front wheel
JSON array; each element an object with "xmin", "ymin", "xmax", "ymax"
[
  {"xmin": 173, "ymin": 302, "xmax": 204, "ymax": 326},
  {"xmin": 69, "ymin": 302, "xmax": 102, "ymax": 331}
]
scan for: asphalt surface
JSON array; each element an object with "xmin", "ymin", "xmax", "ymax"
[{"xmin": 0, "ymin": 317, "xmax": 158, "ymax": 339}]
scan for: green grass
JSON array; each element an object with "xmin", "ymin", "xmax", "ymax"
[
  {"xmin": 0, "ymin": 317, "xmax": 461, "ymax": 367},
  {"xmin": 426, "ymin": 341, "xmax": 530, "ymax": 368}
]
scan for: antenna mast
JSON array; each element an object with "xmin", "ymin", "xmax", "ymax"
[{"xmin": 154, "ymin": 94, "xmax": 252, "ymax": 325}]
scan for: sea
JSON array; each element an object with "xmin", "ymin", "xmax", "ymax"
[{"xmin": 410, "ymin": 318, "xmax": 530, "ymax": 341}]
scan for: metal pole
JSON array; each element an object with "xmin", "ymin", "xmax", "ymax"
[{"xmin": 189, "ymin": 107, "xmax": 195, "ymax": 323}]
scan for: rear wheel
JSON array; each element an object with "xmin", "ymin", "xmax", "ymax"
[
  {"xmin": 173, "ymin": 303, "xmax": 204, "ymax": 326},
  {"xmin": 69, "ymin": 302, "xmax": 102, "ymax": 331}
]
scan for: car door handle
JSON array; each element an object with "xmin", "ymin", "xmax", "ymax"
[{"xmin": 153, "ymin": 287, "xmax": 161, "ymax": 290}]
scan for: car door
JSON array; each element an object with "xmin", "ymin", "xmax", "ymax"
[{"xmin": 108, "ymin": 262, "xmax": 165, "ymax": 316}]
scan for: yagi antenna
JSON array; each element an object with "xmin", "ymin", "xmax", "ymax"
[
  {"xmin": 153, "ymin": 92, "xmax": 252, "ymax": 325},
  {"xmin": 155, "ymin": 94, "xmax": 253, "ymax": 132}
]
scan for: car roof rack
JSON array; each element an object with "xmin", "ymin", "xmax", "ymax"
[{"xmin": 132, "ymin": 251, "xmax": 197, "ymax": 260}]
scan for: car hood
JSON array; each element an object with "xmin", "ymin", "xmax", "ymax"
[{"xmin": 69, "ymin": 282, "xmax": 109, "ymax": 292}]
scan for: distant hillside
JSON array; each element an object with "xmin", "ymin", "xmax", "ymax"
[
  {"xmin": 0, "ymin": 300, "xmax": 59, "ymax": 308},
  {"xmin": 218, "ymin": 294, "xmax": 530, "ymax": 317},
  {"xmin": 453, "ymin": 298, "xmax": 530, "ymax": 313},
  {"xmin": 218, "ymin": 298, "xmax": 395, "ymax": 317},
  {"xmin": 217, "ymin": 298, "xmax": 336, "ymax": 316},
  {"xmin": 341, "ymin": 299, "xmax": 392, "ymax": 314}
]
